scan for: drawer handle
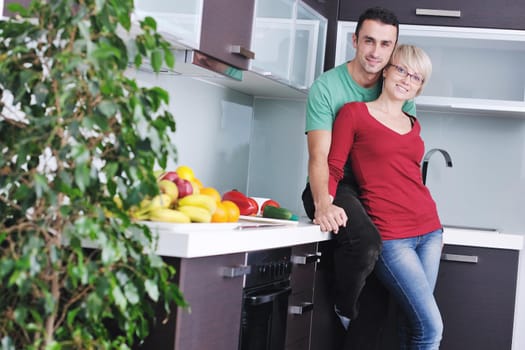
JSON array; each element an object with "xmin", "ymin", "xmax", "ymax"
[
  {"xmin": 230, "ymin": 45, "xmax": 255, "ymax": 59},
  {"xmin": 221, "ymin": 265, "xmax": 251, "ymax": 278},
  {"xmin": 289, "ymin": 302, "xmax": 314, "ymax": 315},
  {"xmin": 415, "ymin": 8, "xmax": 461, "ymax": 18},
  {"xmin": 291, "ymin": 253, "xmax": 320, "ymax": 265},
  {"xmin": 441, "ymin": 253, "xmax": 478, "ymax": 264}
]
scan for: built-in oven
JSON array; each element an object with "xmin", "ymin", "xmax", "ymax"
[{"xmin": 239, "ymin": 247, "xmax": 292, "ymax": 350}]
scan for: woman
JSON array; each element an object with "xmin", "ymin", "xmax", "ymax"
[{"xmin": 327, "ymin": 44, "xmax": 443, "ymax": 349}]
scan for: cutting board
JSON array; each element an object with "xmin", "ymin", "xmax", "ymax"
[{"xmin": 239, "ymin": 215, "xmax": 299, "ymax": 225}]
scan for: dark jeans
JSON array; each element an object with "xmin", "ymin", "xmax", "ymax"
[{"xmin": 302, "ymin": 180, "xmax": 389, "ymax": 349}]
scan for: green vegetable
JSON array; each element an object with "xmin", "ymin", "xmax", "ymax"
[{"xmin": 262, "ymin": 205, "xmax": 298, "ymax": 221}]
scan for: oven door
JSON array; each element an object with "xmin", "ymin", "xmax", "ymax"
[{"xmin": 239, "ymin": 281, "xmax": 292, "ymax": 350}]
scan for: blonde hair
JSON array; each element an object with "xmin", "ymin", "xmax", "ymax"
[{"xmin": 390, "ymin": 44, "xmax": 432, "ymax": 96}]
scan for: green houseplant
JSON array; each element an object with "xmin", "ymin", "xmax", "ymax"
[{"xmin": 0, "ymin": 0, "xmax": 186, "ymax": 348}]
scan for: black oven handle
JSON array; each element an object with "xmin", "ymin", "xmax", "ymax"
[{"xmin": 245, "ymin": 286, "xmax": 292, "ymax": 306}]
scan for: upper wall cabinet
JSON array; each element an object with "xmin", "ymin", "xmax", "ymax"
[
  {"xmin": 336, "ymin": 22, "xmax": 525, "ymax": 117},
  {"xmin": 134, "ymin": 0, "xmax": 255, "ymax": 70},
  {"xmin": 250, "ymin": 0, "xmax": 327, "ymax": 90},
  {"xmin": 2, "ymin": 0, "xmax": 31, "ymax": 18},
  {"xmin": 339, "ymin": 0, "xmax": 525, "ymax": 30}
]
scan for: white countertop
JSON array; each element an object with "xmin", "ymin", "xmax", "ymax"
[
  {"xmin": 143, "ymin": 221, "xmax": 524, "ymax": 258},
  {"xmin": 145, "ymin": 220, "xmax": 330, "ymax": 258},
  {"xmin": 443, "ymin": 226, "xmax": 523, "ymax": 251}
]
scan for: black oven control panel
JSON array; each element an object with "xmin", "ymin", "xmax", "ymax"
[{"xmin": 244, "ymin": 247, "xmax": 292, "ymax": 289}]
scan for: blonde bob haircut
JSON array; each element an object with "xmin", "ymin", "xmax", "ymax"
[{"xmin": 389, "ymin": 44, "xmax": 432, "ymax": 96}]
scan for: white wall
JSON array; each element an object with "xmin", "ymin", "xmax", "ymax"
[
  {"xmin": 418, "ymin": 111, "xmax": 525, "ymax": 234},
  {"xmin": 247, "ymin": 98, "xmax": 309, "ymax": 216},
  {"xmin": 128, "ymin": 70, "xmax": 255, "ymax": 194}
]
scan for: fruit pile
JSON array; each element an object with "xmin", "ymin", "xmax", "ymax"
[
  {"xmin": 129, "ymin": 166, "xmax": 240, "ymax": 224},
  {"xmin": 123, "ymin": 165, "xmax": 298, "ymax": 224}
]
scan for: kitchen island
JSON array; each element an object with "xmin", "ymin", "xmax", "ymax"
[{"xmin": 137, "ymin": 220, "xmax": 523, "ymax": 350}]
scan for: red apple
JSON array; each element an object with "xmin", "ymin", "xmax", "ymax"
[
  {"xmin": 161, "ymin": 171, "xmax": 179, "ymax": 183},
  {"xmin": 175, "ymin": 178, "xmax": 193, "ymax": 198}
]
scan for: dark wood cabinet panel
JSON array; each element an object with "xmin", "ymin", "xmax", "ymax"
[
  {"xmin": 200, "ymin": 0, "xmax": 255, "ymax": 70},
  {"xmin": 339, "ymin": 0, "xmax": 525, "ymax": 30},
  {"xmin": 309, "ymin": 240, "xmax": 346, "ymax": 350},
  {"xmin": 137, "ymin": 253, "xmax": 245, "ymax": 350},
  {"xmin": 434, "ymin": 245, "xmax": 519, "ymax": 350},
  {"xmin": 310, "ymin": 241, "xmax": 521, "ymax": 350},
  {"xmin": 286, "ymin": 243, "xmax": 318, "ymax": 349},
  {"xmin": 3, "ymin": 0, "xmax": 33, "ymax": 17}
]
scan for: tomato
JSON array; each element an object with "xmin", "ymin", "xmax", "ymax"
[
  {"xmin": 261, "ymin": 199, "xmax": 280, "ymax": 213},
  {"xmin": 247, "ymin": 197, "xmax": 259, "ymax": 216}
]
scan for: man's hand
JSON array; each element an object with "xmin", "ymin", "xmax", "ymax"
[{"xmin": 313, "ymin": 201, "xmax": 348, "ymax": 233}]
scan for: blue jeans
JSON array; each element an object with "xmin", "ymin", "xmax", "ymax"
[{"xmin": 375, "ymin": 229, "xmax": 444, "ymax": 350}]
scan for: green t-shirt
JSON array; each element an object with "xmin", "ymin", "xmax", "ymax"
[{"xmin": 305, "ymin": 62, "xmax": 416, "ymax": 133}]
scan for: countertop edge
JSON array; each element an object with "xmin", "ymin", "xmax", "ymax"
[{"xmin": 144, "ymin": 223, "xmax": 524, "ymax": 258}]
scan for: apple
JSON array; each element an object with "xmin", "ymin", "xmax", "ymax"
[
  {"xmin": 175, "ymin": 178, "xmax": 193, "ymax": 198},
  {"xmin": 160, "ymin": 171, "xmax": 179, "ymax": 183}
]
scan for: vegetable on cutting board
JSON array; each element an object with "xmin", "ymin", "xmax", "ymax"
[
  {"xmin": 262, "ymin": 205, "xmax": 298, "ymax": 221},
  {"xmin": 222, "ymin": 189, "xmax": 258, "ymax": 216}
]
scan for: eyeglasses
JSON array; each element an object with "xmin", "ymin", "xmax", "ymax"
[{"xmin": 388, "ymin": 64, "xmax": 424, "ymax": 85}]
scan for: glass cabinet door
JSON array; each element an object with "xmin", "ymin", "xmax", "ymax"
[
  {"xmin": 133, "ymin": 0, "xmax": 203, "ymax": 49},
  {"xmin": 292, "ymin": 2, "xmax": 326, "ymax": 89},
  {"xmin": 251, "ymin": 0, "xmax": 326, "ymax": 90},
  {"xmin": 251, "ymin": 0, "xmax": 295, "ymax": 82},
  {"xmin": 336, "ymin": 21, "xmax": 525, "ymax": 116}
]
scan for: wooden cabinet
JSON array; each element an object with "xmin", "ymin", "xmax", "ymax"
[
  {"xmin": 2, "ymin": 0, "xmax": 32, "ymax": 17},
  {"xmin": 339, "ymin": 0, "xmax": 525, "ymax": 30},
  {"xmin": 309, "ymin": 240, "xmax": 347, "ymax": 350},
  {"xmin": 286, "ymin": 243, "xmax": 319, "ymax": 350},
  {"xmin": 434, "ymin": 244, "xmax": 520, "ymax": 350},
  {"xmin": 200, "ymin": 0, "xmax": 255, "ymax": 70},
  {"xmin": 136, "ymin": 253, "xmax": 245, "ymax": 350},
  {"xmin": 133, "ymin": 0, "xmax": 255, "ymax": 69}
]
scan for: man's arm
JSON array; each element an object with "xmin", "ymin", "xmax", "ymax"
[{"xmin": 307, "ymin": 130, "xmax": 347, "ymax": 233}]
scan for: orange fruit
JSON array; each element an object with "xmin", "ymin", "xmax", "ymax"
[
  {"xmin": 176, "ymin": 165, "xmax": 195, "ymax": 181},
  {"xmin": 211, "ymin": 202, "xmax": 228, "ymax": 223},
  {"xmin": 200, "ymin": 187, "xmax": 222, "ymax": 203},
  {"xmin": 222, "ymin": 200, "xmax": 240, "ymax": 222}
]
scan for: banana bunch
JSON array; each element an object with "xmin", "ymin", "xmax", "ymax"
[
  {"xmin": 130, "ymin": 193, "xmax": 191, "ymax": 223},
  {"xmin": 175, "ymin": 194, "xmax": 217, "ymax": 223}
]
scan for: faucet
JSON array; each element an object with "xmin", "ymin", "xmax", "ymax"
[{"xmin": 422, "ymin": 148, "xmax": 453, "ymax": 185}]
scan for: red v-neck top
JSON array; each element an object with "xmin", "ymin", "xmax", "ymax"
[{"xmin": 328, "ymin": 102, "xmax": 441, "ymax": 240}]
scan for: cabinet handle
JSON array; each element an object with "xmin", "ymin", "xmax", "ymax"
[
  {"xmin": 291, "ymin": 253, "xmax": 320, "ymax": 265},
  {"xmin": 415, "ymin": 8, "xmax": 461, "ymax": 18},
  {"xmin": 230, "ymin": 45, "xmax": 255, "ymax": 59},
  {"xmin": 246, "ymin": 286, "xmax": 292, "ymax": 305},
  {"xmin": 289, "ymin": 302, "xmax": 314, "ymax": 315},
  {"xmin": 221, "ymin": 265, "xmax": 252, "ymax": 278},
  {"xmin": 441, "ymin": 253, "xmax": 478, "ymax": 264}
]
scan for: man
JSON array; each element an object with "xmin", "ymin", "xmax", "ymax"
[{"xmin": 302, "ymin": 7, "xmax": 416, "ymax": 348}]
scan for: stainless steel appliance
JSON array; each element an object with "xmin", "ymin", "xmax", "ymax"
[{"xmin": 239, "ymin": 247, "xmax": 292, "ymax": 350}]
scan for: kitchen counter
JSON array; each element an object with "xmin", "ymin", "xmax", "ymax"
[{"xmin": 143, "ymin": 220, "xmax": 524, "ymax": 258}]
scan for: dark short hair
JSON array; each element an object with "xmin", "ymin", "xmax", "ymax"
[{"xmin": 355, "ymin": 7, "xmax": 400, "ymax": 41}]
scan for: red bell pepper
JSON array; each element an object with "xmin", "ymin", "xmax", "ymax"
[{"xmin": 222, "ymin": 190, "xmax": 258, "ymax": 216}]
